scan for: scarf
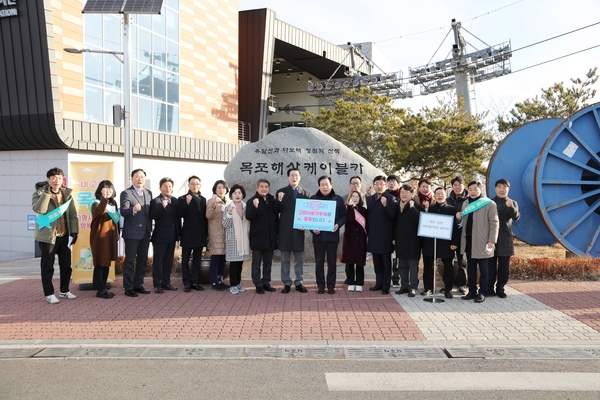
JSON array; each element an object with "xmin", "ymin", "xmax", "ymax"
[
  {"xmin": 418, "ymin": 191, "xmax": 432, "ymax": 208},
  {"xmin": 230, "ymin": 203, "xmax": 250, "ymax": 256},
  {"xmin": 462, "ymin": 197, "xmax": 492, "ymax": 216}
]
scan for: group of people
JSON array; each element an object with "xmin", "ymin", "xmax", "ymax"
[{"xmin": 32, "ymin": 167, "xmax": 519, "ymax": 305}]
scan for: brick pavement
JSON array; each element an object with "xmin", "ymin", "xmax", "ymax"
[{"xmin": 0, "ymin": 278, "xmax": 423, "ymax": 341}]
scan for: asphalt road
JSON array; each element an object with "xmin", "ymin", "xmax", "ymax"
[{"xmin": 2, "ymin": 358, "xmax": 600, "ymax": 399}]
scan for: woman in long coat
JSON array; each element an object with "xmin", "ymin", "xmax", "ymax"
[
  {"xmin": 206, "ymin": 180, "xmax": 230, "ymax": 290},
  {"xmin": 89, "ymin": 180, "xmax": 120, "ymax": 299},
  {"xmin": 222, "ymin": 184, "xmax": 250, "ymax": 295},
  {"xmin": 341, "ymin": 190, "xmax": 368, "ymax": 292}
]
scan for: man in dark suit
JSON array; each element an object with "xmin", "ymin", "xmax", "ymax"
[
  {"xmin": 275, "ymin": 168, "xmax": 311, "ymax": 294},
  {"xmin": 367, "ymin": 175, "xmax": 397, "ymax": 294},
  {"xmin": 177, "ymin": 175, "xmax": 208, "ymax": 292},
  {"xmin": 150, "ymin": 177, "xmax": 181, "ymax": 293},
  {"xmin": 120, "ymin": 168, "xmax": 153, "ymax": 297}
]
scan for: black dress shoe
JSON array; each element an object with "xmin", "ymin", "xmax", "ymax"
[
  {"xmin": 184, "ymin": 286, "xmax": 191, "ymax": 292},
  {"xmin": 369, "ymin": 286, "xmax": 382, "ymax": 291},
  {"xmin": 328, "ymin": 287, "xmax": 335, "ymax": 294},
  {"xmin": 408, "ymin": 289, "xmax": 416, "ymax": 297},
  {"xmin": 295, "ymin": 284, "xmax": 308, "ymax": 293},
  {"xmin": 219, "ymin": 282, "xmax": 230, "ymax": 289},
  {"xmin": 281, "ymin": 285, "xmax": 291, "ymax": 293},
  {"xmin": 457, "ymin": 286, "xmax": 467, "ymax": 295},
  {"xmin": 133, "ymin": 286, "xmax": 150, "ymax": 294},
  {"xmin": 487, "ymin": 291, "xmax": 497, "ymax": 297},
  {"xmin": 497, "ymin": 292, "xmax": 507, "ymax": 299},
  {"xmin": 212, "ymin": 283, "xmax": 226, "ymax": 291},
  {"xmin": 317, "ymin": 287, "xmax": 325, "ymax": 294},
  {"xmin": 475, "ymin": 294, "xmax": 485, "ymax": 303},
  {"xmin": 382, "ymin": 290, "xmax": 390, "ymax": 295},
  {"xmin": 191, "ymin": 284, "xmax": 204, "ymax": 291},
  {"xmin": 395, "ymin": 287, "xmax": 409, "ymax": 295},
  {"xmin": 96, "ymin": 291, "xmax": 113, "ymax": 299},
  {"xmin": 162, "ymin": 284, "xmax": 178, "ymax": 291},
  {"xmin": 444, "ymin": 291, "xmax": 453, "ymax": 299},
  {"xmin": 154, "ymin": 287, "xmax": 164, "ymax": 294},
  {"xmin": 256, "ymin": 286, "xmax": 265, "ymax": 294},
  {"xmin": 263, "ymin": 284, "xmax": 276, "ymax": 292},
  {"xmin": 125, "ymin": 289, "xmax": 138, "ymax": 297},
  {"xmin": 461, "ymin": 293, "xmax": 477, "ymax": 300}
]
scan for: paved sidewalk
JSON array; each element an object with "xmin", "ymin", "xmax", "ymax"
[{"xmin": 0, "ymin": 258, "xmax": 600, "ymax": 349}]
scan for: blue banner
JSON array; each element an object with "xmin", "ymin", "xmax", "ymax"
[{"xmin": 292, "ymin": 199, "xmax": 336, "ymax": 232}]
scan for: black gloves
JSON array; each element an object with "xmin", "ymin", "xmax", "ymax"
[{"xmin": 70, "ymin": 233, "xmax": 78, "ymax": 245}]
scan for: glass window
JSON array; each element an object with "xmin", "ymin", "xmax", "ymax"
[
  {"xmin": 84, "ymin": 86, "xmax": 102, "ymax": 122},
  {"xmin": 103, "ymin": 90, "xmax": 121, "ymax": 125},
  {"xmin": 166, "ymin": 40, "xmax": 179, "ymax": 73},
  {"xmin": 84, "ymin": 52, "xmax": 102, "ymax": 86},
  {"xmin": 166, "ymin": 8, "xmax": 178, "ymax": 42},
  {"xmin": 84, "ymin": 14, "xmax": 102, "ymax": 48},
  {"xmin": 138, "ymin": 64, "xmax": 152, "ymax": 98},
  {"xmin": 104, "ymin": 54, "xmax": 122, "ymax": 90},
  {"xmin": 137, "ymin": 28, "xmax": 152, "ymax": 64},
  {"xmin": 166, "ymin": 0, "xmax": 179, "ymax": 11},
  {"xmin": 154, "ymin": 101, "xmax": 167, "ymax": 132},
  {"xmin": 153, "ymin": 36, "xmax": 166, "ymax": 68},
  {"xmin": 153, "ymin": 69, "xmax": 166, "ymax": 102},
  {"xmin": 104, "ymin": 15, "xmax": 121, "ymax": 52},
  {"xmin": 153, "ymin": 10, "xmax": 166, "ymax": 37},
  {"xmin": 167, "ymin": 105, "xmax": 179, "ymax": 134},
  {"xmin": 167, "ymin": 72, "xmax": 178, "ymax": 104},
  {"xmin": 137, "ymin": 14, "xmax": 151, "ymax": 31},
  {"xmin": 138, "ymin": 97, "xmax": 153, "ymax": 130}
]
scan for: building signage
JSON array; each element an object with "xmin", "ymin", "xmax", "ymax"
[{"xmin": 0, "ymin": 0, "xmax": 18, "ymax": 18}]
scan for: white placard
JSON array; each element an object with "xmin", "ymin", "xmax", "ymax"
[{"xmin": 417, "ymin": 213, "xmax": 454, "ymax": 240}]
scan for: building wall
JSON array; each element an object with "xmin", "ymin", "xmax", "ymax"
[{"xmin": 55, "ymin": 0, "xmax": 239, "ymax": 144}]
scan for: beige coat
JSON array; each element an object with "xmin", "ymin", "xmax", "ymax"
[
  {"xmin": 460, "ymin": 199, "xmax": 499, "ymax": 259},
  {"xmin": 206, "ymin": 196, "xmax": 229, "ymax": 255}
]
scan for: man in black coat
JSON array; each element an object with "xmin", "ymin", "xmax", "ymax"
[
  {"xmin": 445, "ymin": 176, "xmax": 469, "ymax": 294},
  {"xmin": 177, "ymin": 175, "xmax": 208, "ymax": 292},
  {"xmin": 422, "ymin": 187, "xmax": 461, "ymax": 299},
  {"xmin": 489, "ymin": 178, "xmax": 520, "ymax": 298},
  {"xmin": 367, "ymin": 175, "xmax": 398, "ymax": 295},
  {"xmin": 150, "ymin": 177, "xmax": 181, "ymax": 293},
  {"xmin": 393, "ymin": 184, "xmax": 422, "ymax": 297},
  {"xmin": 275, "ymin": 168, "xmax": 310, "ymax": 293},
  {"xmin": 246, "ymin": 179, "xmax": 279, "ymax": 294}
]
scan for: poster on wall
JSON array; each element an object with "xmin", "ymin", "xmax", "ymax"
[{"xmin": 70, "ymin": 162, "xmax": 115, "ymax": 285}]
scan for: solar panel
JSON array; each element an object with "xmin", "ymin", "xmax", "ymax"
[
  {"xmin": 82, "ymin": 0, "xmax": 125, "ymax": 14},
  {"xmin": 82, "ymin": 0, "xmax": 163, "ymax": 14},
  {"xmin": 122, "ymin": 0, "xmax": 164, "ymax": 14}
]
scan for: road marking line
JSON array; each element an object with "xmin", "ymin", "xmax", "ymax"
[{"xmin": 326, "ymin": 372, "xmax": 600, "ymax": 391}]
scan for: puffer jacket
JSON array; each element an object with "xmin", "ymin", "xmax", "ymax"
[{"xmin": 206, "ymin": 195, "xmax": 229, "ymax": 255}]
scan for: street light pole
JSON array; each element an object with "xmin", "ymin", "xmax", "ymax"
[{"xmin": 64, "ymin": 18, "xmax": 132, "ymax": 190}]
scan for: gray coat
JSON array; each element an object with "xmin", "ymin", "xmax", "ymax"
[
  {"xmin": 275, "ymin": 185, "xmax": 310, "ymax": 252},
  {"xmin": 460, "ymin": 198, "xmax": 499, "ymax": 259},
  {"xmin": 120, "ymin": 185, "xmax": 153, "ymax": 240},
  {"xmin": 492, "ymin": 196, "xmax": 520, "ymax": 257}
]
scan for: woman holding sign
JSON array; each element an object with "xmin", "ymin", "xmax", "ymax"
[
  {"xmin": 341, "ymin": 191, "xmax": 368, "ymax": 292},
  {"xmin": 310, "ymin": 176, "xmax": 347, "ymax": 294},
  {"xmin": 89, "ymin": 180, "xmax": 120, "ymax": 299}
]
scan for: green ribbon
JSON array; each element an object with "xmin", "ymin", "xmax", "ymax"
[
  {"xmin": 88, "ymin": 199, "xmax": 120, "ymax": 226},
  {"xmin": 36, "ymin": 198, "xmax": 72, "ymax": 230},
  {"xmin": 462, "ymin": 197, "xmax": 492, "ymax": 216}
]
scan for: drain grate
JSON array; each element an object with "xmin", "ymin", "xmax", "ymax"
[
  {"xmin": 34, "ymin": 347, "xmax": 144, "ymax": 358},
  {"xmin": 139, "ymin": 347, "xmax": 208, "ymax": 357},
  {"xmin": 545, "ymin": 348, "xmax": 600, "ymax": 359},
  {"xmin": 446, "ymin": 347, "xmax": 554, "ymax": 359},
  {"xmin": 245, "ymin": 347, "xmax": 344, "ymax": 359},
  {"xmin": 0, "ymin": 348, "xmax": 43, "ymax": 358},
  {"xmin": 382, "ymin": 348, "xmax": 447, "ymax": 359}
]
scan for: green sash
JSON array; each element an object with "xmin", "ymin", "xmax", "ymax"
[
  {"xmin": 36, "ymin": 198, "xmax": 72, "ymax": 230},
  {"xmin": 88, "ymin": 199, "xmax": 121, "ymax": 225},
  {"xmin": 462, "ymin": 197, "xmax": 492, "ymax": 216}
]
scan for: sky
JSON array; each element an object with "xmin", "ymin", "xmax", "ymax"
[{"xmin": 238, "ymin": 0, "xmax": 600, "ymax": 124}]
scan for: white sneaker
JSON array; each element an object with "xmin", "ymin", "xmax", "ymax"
[
  {"xmin": 355, "ymin": 286, "xmax": 363, "ymax": 292},
  {"xmin": 348, "ymin": 285, "xmax": 355, "ymax": 292},
  {"xmin": 46, "ymin": 294, "xmax": 60, "ymax": 304},
  {"xmin": 59, "ymin": 291, "xmax": 77, "ymax": 299},
  {"xmin": 237, "ymin": 284, "xmax": 246, "ymax": 293},
  {"xmin": 230, "ymin": 286, "xmax": 240, "ymax": 295}
]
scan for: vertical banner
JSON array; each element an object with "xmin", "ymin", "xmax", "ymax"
[{"xmin": 70, "ymin": 162, "xmax": 115, "ymax": 285}]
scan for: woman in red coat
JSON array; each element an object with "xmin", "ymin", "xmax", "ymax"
[
  {"xmin": 341, "ymin": 190, "xmax": 368, "ymax": 292},
  {"xmin": 89, "ymin": 180, "xmax": 120, "ymax": 299}
]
